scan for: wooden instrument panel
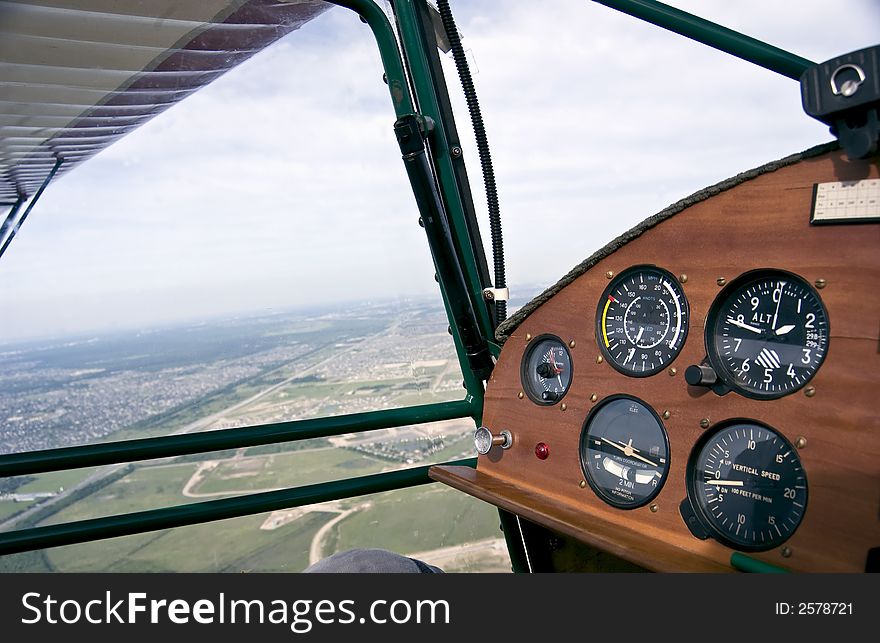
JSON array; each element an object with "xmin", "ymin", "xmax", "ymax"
[{"xmin": 432, "ymin": 147, "xmax": 880, "ymax": 572}]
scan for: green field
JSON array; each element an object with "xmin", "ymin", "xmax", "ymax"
[
  {"xmin": 4, "ymin": 446, "xmax": 505, "ymax": 572},
  {"xmin": 0, "ymin": 500, "xmax": 31, "ymax": 521},
  {"xmin": 194, "ymin": 448, "xmax": 390, "ymax": 495},
  {"xmin": 332, "ymin": 485, "xmax": 502, "ymax": 556},
  {"xmin": 16, "ymin": 468, "xmax": 99, "ymax": 494}
]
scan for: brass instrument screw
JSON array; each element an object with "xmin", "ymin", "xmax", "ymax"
[
  {"xmin": 716, "ymin": 277, "xmax": 726, "ymax": 287},
  {"xmin": 579, "ymin": 480, "xmax": 587, "ymax": 489},
  {"xmin": 679, "ymin": 274, "xmax": 688, "ymax": 284},
  {"xmin": 517, "ymin": 391, "xmax": 524, "ymax": 399},
  {"xmin": 804, "ymin": 386, "xmax": 816, "ymax": 398},
  {"xmin": 596, "ymin": 355, "xmax": 604, "ymax": 364},
  {"xmin": 569, "ymin": 340, "xmax": 576, "ymax": 348},
  {"xmin": 605, "ymin": 270, "xmax": 614, "ymax": 280},
  {"xmin": 560, "ymin": 403, "xmax": 567, "ymax": 412},
  {"xmin": 781, "ymin": 547, "xmax": 792, "ymax": 558},
  {"xmin": 650, "ymin": 504, "xmax": 659, "ymax": 513},
  {"xmin": 795, "ymin": 437, "xmax": 807, "ymax": 449},
  {"xmin": 699, "ymin": 418, "xmax": 710, "ymax": 429},
  {"xmin": 590, "ymin": 393, "xmax": 598, "ymax": 403},
  {"xmin": 668, "ymin": 367, "xmax": 677, "ymax": 376},
  {"xmin": 662, "ymin": 410, "xmax": 670, "ymax": 420},
  {"xmin": 815, "ymin": 279, "xmax": 826, "ymax": 289},
  {"xmin": 525, "ymin": 333, "xmax": 532, "ymax": 341}
]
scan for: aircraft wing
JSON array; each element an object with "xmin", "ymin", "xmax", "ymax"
[{"xmin": 0, "ymin": 0, "xmax": 331, "ymax": 202}]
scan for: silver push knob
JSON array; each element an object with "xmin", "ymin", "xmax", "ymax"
[{"xmin": 474, "ymin": 427, "xmax": 512, "ymax": 455}]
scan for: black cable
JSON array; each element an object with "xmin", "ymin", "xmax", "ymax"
[{"xmin": 436, "ymin": 0, "xmax": 507, "ymax": 322}]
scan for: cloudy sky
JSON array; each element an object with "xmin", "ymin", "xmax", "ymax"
[{"xmin": 1, "ymin": 0, "xmax": 877, "ymax": 342}]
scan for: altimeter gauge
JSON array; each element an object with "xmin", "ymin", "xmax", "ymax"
[
  {"xmin": 682, "ymin": 420, "xmax": 808, "ymax": 552},
  {"xmin": 596, "ymin": 266, "xmax": 689, "ymax": 377},
  {"xmin": 704, "ymin": 269, "xmax": 829, "ymax": 399},
  {"xmin": 579, "ymin": 395, "xmax": 670, "ymax": 509},
  {"xmin": 520, "ymin": 335, "xmax": 573, "ymax": 405}
]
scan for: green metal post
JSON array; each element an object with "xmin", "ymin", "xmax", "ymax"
[
  {"xmin": 0, "ymin": 400, "xmax": 475, "ymax": 477},
  {"xmin": 331, "ymin": 1, "xmax": 415, "ymax": 116},
  {"xmin": 730, "ymin": 552, "xmax": 790, "ymax": 573},
  {"xmin": 592, "ymin": 0, "xmax": 814, "ymax": 80},
  {"xmin": 332, "ymin": 0, "xmax": 493, "ymax": 411}
]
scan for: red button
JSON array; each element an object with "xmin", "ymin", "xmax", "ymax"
[{"xmin": 535, "ymin": 442, "xmax": 549, "ymax": 460}]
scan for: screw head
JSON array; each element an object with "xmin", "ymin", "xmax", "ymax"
[
  {"xmin": 517, "ymin": 391, "xmax": 524, "ymax": 399},
  {"xmin": 804, "ymin": 386, "xmax": 816, "ymax": 397},
  {"xmin": 795, "ymin": 436, "xmax": 807, "ymax": 449},
  {"xmin": 560, "ymin": 403, "xmax": 567, "ymax": 412},
  {"xmin": 815, "ymin": 279, "xmax": 826, "ymax": 289},
  {"xmin": 450, "ymin": 146, "xmax": 462, "ymax": 158},
  {"xmin": 579, "ymin": 480, "xmax": 587, "ymax": 489},
  {"xmin": 590, "ymin": 393, "xmax": 598, "ymax": 403},
  {"xmin": 605, "ymin": 270, "xmax": 614, "ymax": 279},
  {"xmin": 668, "ymin": 367, "xmax": 677, "ymax": 376},
  {"xmin": 596, "ymin": 355, "xmax": 604, "ymax": 364},
  {"xmin": 700, "ymin": 418, "xmax": 710, "ymax": 429},
  {"xmin": 649, "ymin": 504, "xmax": 659, "ymax": 513},
  {"xmin": 525, "ymin": 333, "xmax": 532, "ymax": 341},
  {"xmin": 679, "ymin": 274, "xmax": 688, "ymax": 284},
  {"xmin": 662, "ymin": 410, "xmax": 670, "ymax": 420},
  {"xmin": 781, "ymin": 546, "xmax": 792, "ymax": 558},
  {"xmin": 568, "ymin": 340, "xmax": 576, "ymax": 348},
  {"xmin": 716, "ymin": 277, "xmax": 726, "ymax": 287}
]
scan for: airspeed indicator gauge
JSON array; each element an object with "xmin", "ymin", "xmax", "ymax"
[
  {"xmin": 596, "ymin": 266, "xmax": 689, "ymax": 377},
  {"xmin": 520, "ymin": 335, "xmax": 572, "ymax": 405}
]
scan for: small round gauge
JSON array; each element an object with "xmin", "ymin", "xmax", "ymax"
[
  {"xmin": 685, "ymin": 420, "xmax": 808, "ymax": 552},
  {"xmin": 705, "ymin": 269, "xmax": 829, "ymax": 399},
  {"xmin": 520, "ymin": 334, "xmax": 573, "ymax": 405},
  {"xmin": 596, "ymin": 265, "xmax": 689, "ymax": 377},
  {"xmin": 578, "ymin": 395, "xmax": 670, "ymax": 509}
]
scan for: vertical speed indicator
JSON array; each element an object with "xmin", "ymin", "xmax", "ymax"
[
  {"xmin": 682, "ymin": 420, "xmax": 808, "ymax": 552},
  {"xmin": 596, "ymin": 266, "xmax": 689, "ymax": 377}
]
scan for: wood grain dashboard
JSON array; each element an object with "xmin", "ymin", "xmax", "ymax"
[{"xmin": 431, "ymin": 145, "xmax": 880, "ymax": 572}]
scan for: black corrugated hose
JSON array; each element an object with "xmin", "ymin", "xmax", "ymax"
[{"xmin": 436, "ymin": 0, "xmax": 507, "ymax": 323}]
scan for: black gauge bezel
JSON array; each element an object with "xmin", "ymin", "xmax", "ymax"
[
  {"xmin": 519, "ymin": 334, "xmax": 573, "ymax": 406},
  {"xmin": 595, "ymin": 265, "xmax": 689, "ymax": 378},
  {"xmin": 704, "ymin": 268, "xmax": 829, "ymax": 400},
  {"xmin": 685, "ymin": 418, "xmax": 808, "ymax": 553},
  {"xmin": 578, "ymin": 394, "xmax": 671, "ymax": 510}
]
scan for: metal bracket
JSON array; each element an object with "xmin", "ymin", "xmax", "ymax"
[
  {"xmin": 482, "ymin": 286, "xmax": 509, "ymax": 302},
  {"xmin": 801, "ymin": 45, "xmax": 880, "ymax": 160}
]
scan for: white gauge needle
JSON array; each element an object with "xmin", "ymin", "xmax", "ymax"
[
  {"xmin": 775, "ymin": 324, "xmax": 796, "ymax": 336},
  {"xmin": 623, "ymin": 348, "xmax": 635, "ymax": 365},
  {"xmin": 726, "ymin": 317, "xmax": 763, "ymax": 334},
  {"xmin": 771, "ymin": 282, "xmax": 785, "ymax": 331},
  {"xmin": 634, "ymin": 326, "xmax": 644, "ymax": 344},
  {"xmin": 706, "ymin": 479, "xmax": 744, "ymax": 487}
]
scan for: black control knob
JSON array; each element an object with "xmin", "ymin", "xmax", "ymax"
[
  {"xmin": 685, "ymin": 364, "xmax": 718, "ymax": 387},
  {"xmin": 535, "ymin": 363, "xmax": 555, "ymax": 378}
]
